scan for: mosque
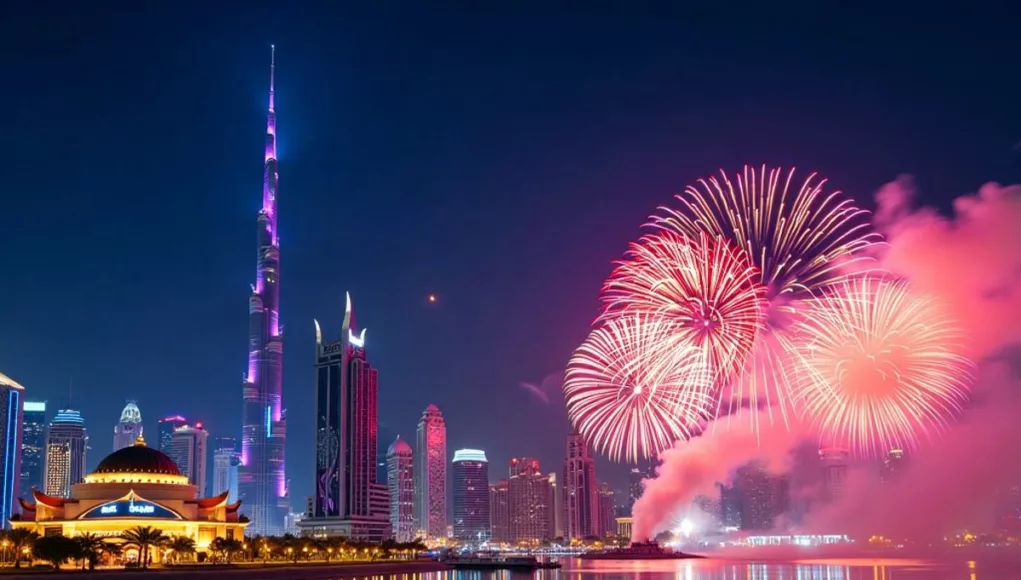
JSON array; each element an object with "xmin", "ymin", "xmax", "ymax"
[{"xmin": 11, "ymin": 436, "xmax": 247, "ymax": 554}]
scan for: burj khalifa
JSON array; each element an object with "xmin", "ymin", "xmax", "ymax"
[{"xmin": 239, "ymin": 46, "xmax": 288, "ymax": 535}]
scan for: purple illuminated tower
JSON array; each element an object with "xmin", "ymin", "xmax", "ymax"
[{"xmin": 238, "ymin": 45, "xmax": 288, "ymax": 535}]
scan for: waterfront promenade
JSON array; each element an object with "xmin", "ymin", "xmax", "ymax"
[{"xmin": 0, "ymin": 560, "xmax": 452, "ymax": 579}]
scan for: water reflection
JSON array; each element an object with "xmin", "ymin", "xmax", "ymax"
[{"xmin": 329, "ymin": 557, "xmax": 1016, "ymax": 580}]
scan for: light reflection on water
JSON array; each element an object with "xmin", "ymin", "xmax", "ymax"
[{"xmin": 337, "ymin": 557, "xmax": 1021, "ymax": 580}]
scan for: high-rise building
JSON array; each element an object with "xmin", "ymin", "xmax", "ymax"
[
  {"xmin": 302, "ymin": 293, "xmax": 389, "ymax": 541},
  {"xmin": 563, "ymin": 433, "xmax": 598, "ymax": 540},
  {"xmin": 547, "ymin": 472, "xmax": 564, "ymax": 539},
  {"xmin": 20, "ymin": 401, "xmax": 47, "ymax": 498},
  {"xmin": 508, "ymin": 458, "xmax": 551, "ymax": 544},
  {"xmin": 112, "ymin": 401, "xmax": 143, "ymax": 451},
  {"xmin": 386, "ymin": 437, "xmax": 415, "ymax": 542},
  {"xmin": 212, "ymin": 437, "xmax": 241, "ymax": 503},
  {"xmin": 238, "ymin": 45, "xmax": 289, "ymax": 537},
  {"xmin": 0, "ymin": 373, "xmax": 24, "ymax": 526},
  {"xmin": 452, "ymin": 449, "xmax": 490, "ymax": 543},
  {"xmin": 167, "ymin": 423, "xmax": 209, "ymax": 494},
  {"xmin": 415, "ymin": 405, "xmax": 447, "ymax": 540},
  {"xmin": 44, "ymin": 409, "xmax": 87, "ymax": 498},
  {"xmin": 735, "ymin": 462, "xmax": 789, "ymax": 531},
  {"xmin": 881, "ymin": 449, "xmax": 905, "ymax": 484},
  {"xmin": 157, "ymin": 416, "xmax": 187, "ymax": 453},
  {"xmin": 718, "ymin": 482, "xmax": 742, "ymax": 529},
  {"xmin": 820, "ymin": 447, "xmax": 849, "ymax": 502},
  {"xmin": 489, "ymin": 479, "xmax": 510, "ymax": 544},
  {"xmin": 596, "ymin": 482, "xmax": 615, "ymax": 538}
]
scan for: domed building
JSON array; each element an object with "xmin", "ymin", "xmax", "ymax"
[{"xmin": 12, "ymin": 436, "xmax": 247, "ymax": 551}]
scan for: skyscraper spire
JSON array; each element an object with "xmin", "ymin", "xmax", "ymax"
[{"xmin": 240, "ymin": 46, "xmax": 287, "ymax": 536}]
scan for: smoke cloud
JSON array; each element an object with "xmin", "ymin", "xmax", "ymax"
[{"xmin": 631, "ymin": 177, "xmax": 1021, "ymax": 542}]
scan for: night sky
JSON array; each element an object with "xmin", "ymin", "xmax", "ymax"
[{"xmin": 3, "ymin": 3, "xmax": 1018, "ymax": 507}]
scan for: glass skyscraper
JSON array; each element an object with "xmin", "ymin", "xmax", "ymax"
[
  {"xmin": 452, "ymin": 449, "xmax": 490, "ymax": 543},
  {"xmin": 0, "ymin": 373, "xmax": 24, "ymax": 527},
  {"xmin": 45, "ymin": 409, "xmax": 87, "ymax": 498},
  {"xmin": 20, "ymin": 401, "xmax": 46, "ymax": 499}
]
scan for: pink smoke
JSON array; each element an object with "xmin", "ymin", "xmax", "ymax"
[{"xmin": 631, "ymin": 177, "xmax": 1021, "ymax": 542}]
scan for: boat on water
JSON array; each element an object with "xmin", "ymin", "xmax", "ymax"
[
  {"xmin": 446, "ymin": 554, "xmax": 562, "ymax": 570},
  {"xmin": 580, "ymin": 541, "xmax": 704, "ymax": 560}
]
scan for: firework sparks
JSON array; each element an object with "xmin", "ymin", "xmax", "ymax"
[
  {"xmin": 601, "ymin": 230, "xmax": 765, "ymax": 385},
  {"xmin": 564, "ymin": 314, "xmax": 714, "ymax": 463},
  {"xmin": 790, "ymin": 275, "xmax": 974, "ymax": 457},
  {"xmin": 651, "ymin": 165, "xmax": 878, "ymax": 299}
]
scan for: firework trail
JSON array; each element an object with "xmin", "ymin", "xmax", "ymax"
[
  {"xmin": 648, "ymin": 165, "xmax": 880, "ymax": 433},
  {"xmin": 600, "ymin": 230, "xmax": 765, "ymax": 387},
  {"xmin": 564, "ymin": 314, "xmax": 714, "ymax": 463},
  {"xmin": 790, "ymin": 275, "xmax": 974, "ymax": 457}
]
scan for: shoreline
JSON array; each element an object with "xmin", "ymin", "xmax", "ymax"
[{"xmin": 0, "ymin": 559, "xmax": 453, "ymax": 579}]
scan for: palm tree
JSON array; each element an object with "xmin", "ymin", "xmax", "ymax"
[
  {"xmin": 167, "ymin": 536, "xmax": 196, "ymax": 563},
  {"xmin": 75, "ymin": 533, "xmax": 106, "ymax": 571},
  {"xmin": 121, "ymin": 526, "xmax": 167, "ymax": 568},
  {"xmin": 6, "ymin": 528, "xmax": 39, "ymax": 568}
]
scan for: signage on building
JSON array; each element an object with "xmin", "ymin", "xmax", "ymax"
[{"xmin": 81, "ymin": 497, "xmax": 181, "ymax": 520}]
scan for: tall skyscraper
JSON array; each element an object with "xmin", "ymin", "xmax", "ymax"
[
  {"xmin": 596, "ymin": 482, "xmax": 615, "ymax": 538},
  {"xmin": 881, "ymin": 449, "xmax": 905, "ymax": 484},
  {"xmin": 0, "ymin": 373, "xmax": 24, "ymax": 526},
  {"xmin": 547, "ymin": 472, "xmax": 564, "ymax": 539},
  {"xmin": 736, "ymin": 462, "xmax": 789, "ymax": 531},
  {"xmin": 820, "ymin": 447, "xmax": 850, "ymax": 502},
  {"xmin": 563, "ymin": 433, "xmax": 598, "ymax": 540},
  {"xmin": 44, "ymin": 409, "xmax": 87, "ymax": 498},
  {"xmin": 112, "ymin": 401, "xmax": 143, "ymax": 451},
  {"xmin": 167, "ymin": 423, "xmax": 209, "ymax": 494},
  {"xmin": 508, "ymin": 458, "xmax": 551, "ymax": 544},
  {"xmin": 386, "ymin": 436, "xmax": 415, "ymax": 542},
  {"xmin": 415, "ymin": 405, "xmax": 447, "ymax": 540},
  {"xmin": 157, "ymin": 415, "xmax": 187, "ymax": 453},
  {"xmin": 489, "ymin": 479, "xmax": 510, "ymax": 543},
  {"xmin": 303, "ymin": 293, "xmax": 389, "ymax": 541},
  {"xmin": 213, "ymin": 437, "xmax": 241, "ymax": 503},
  {"xmin": 452, "ymin": 449, "xmax": 490, "ymax": 543},
  {"xmin": 20, "ymin": 401, "xmax": 47, "ymax": 498},
  {"xmin": 238, "ymin": 45, "xmax": 288, "ymax": 536}
]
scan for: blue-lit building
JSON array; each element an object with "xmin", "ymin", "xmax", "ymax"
[
  {"xmin": 0, "ymin": 373, "xmax": 25, "ymax": 527},
  {"xmin": 452, "ymin": 449, "xmax": 491, "ymax": 543},
  {"xmin": 45, "ymin": 409, "xmax": 88, "ymax": 498},
  {"xmin": 20, "ymin": 401, "xmax": 46, "ymax": 501}
]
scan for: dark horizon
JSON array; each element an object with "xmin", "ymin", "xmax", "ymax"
[{"xmin": 3, "ymin": 2, "xmax": 1019, "ymax": 510}]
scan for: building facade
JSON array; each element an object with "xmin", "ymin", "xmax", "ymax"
[
  {"xmin": 301, "ymin": 293, "xmax": 389, "ymax": 541},
  {"xmin": 547, "ymin": 472, "xmax": 564, "ymax": 539},
  {"xmin": 452, "ymin": 449, "xmax": 490, "ymax": 543},
  {"xmin": 45, "ymin": 410, "xmax": 88, "ymax": 498},
  {"xmin": 508, "ymin": 458, "xmax": 551, "ymax": 544},
  {"xmin": 820, "ymin": 447, "xmax": 849, "ymax": 502},
  {"xmin": 596, "ymin": 482, "xmax": 615, "ymax": 537},
  {"xmin": 157, "ymin": 416, "xmax": 187, "ymax": 454},
  {"xmin": 415, "ymin": 405, "xmax": 446, "ymax": 540},
  {"xmin": 563, "ymin": 433, "xmax": 598, "ymax": 540},
  {"xmin": 0, "ymin": 374, "xmax": 24, "ymax": 527},
  {"xmin": 21, "ymin": 401, "xmax": 46, "ymax": 500},
  {"xmin": 212, "ymin": 437, "xmax": 240, "ymax": 503},
  {"xmin": 167, "ymin": 424, "xmax": 209, "ymax": 495},
  {"xmin": 238, "ymin": 45, "xmax": 289, "ymax": 536},
  {"xmin": 14, "ymin": 439, "xmax": 246, "ymax": 556},
  {"xmin": 386, "ymin": 437, "xmax": 415, "ymax": 542},
  {"xmin": 489, "ymin": 480, "xmax": 510, "ymax": 544},
  {"xmin": 112, "ymin": 401, "xmax": 143, "ymax": 452}
]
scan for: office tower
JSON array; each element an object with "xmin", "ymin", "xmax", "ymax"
[
  {"xmin": 563, "ymin": 433, "xmax": 598, "ymax": 540},
  {"xmin": 238, "ymin": 45, "xmax": 289, "ymax": 537},
  {"xmin": 44, "ymin": 409, "xmax": 87, "ymax": 498},
  {"xmin": 157, "ymin": 416, "xmax": 187, "ymax": 453},
  {"xmin": 452, "ymin": 449, "xmax": 490, "ymax": 543},
  {"xmin": 212, "ymin": 437, "xmax": 241, "ymax": 502},
  {"xmin": 735, "ymin": 462, "xmax": 789, "ymax": 531},
  {"xmin": 881, "ymin": 449, "xmax": 905, "ymax": 484},
  {"xmin": 627, "ymin": 467, "xmax": 643, "ymax": 510},
  {"xmin": 820, "ymin": 447, "xmax": 850, "ymax": 502},
  {"xmin": 547, "ymin": 472, "xmax": 564, "ymax": 539},
  {"xmin": 489, "ymin": 479, "xmax": 510, "ymax": 544},
  {"xmin": 596, "ymin": 482, "xmax": 615, "ymax": 537},
  {"xmin": 167, "ymin": 423, "xmax": 209, "ymax": 493},
  {"xmin": 112, "ymin": 401, "xmax": 143, "ymax": 451},
  {"xmin": 718, "ymin": 482, "xmax": 742, "ymax": 529},
  {"xmin": 303, "ymin": 294, "xmax": 389, "ymax": 541},
  {"xmin": 508, "ymin": 458, "xmax": 551, "ymax": 544},
  {"xmin": 415, "ymin": 404, "xmax": 446, "ymax": 540},
  {"xmin": 0, "ymin": 373, "xmax": 24, "ymax": 526},
  {"xmin": 387, "ymin": 437, "xmax": 415, "ymax": 542},
  {"xmin": 20, "ymin": 401, "xmax": 47, "ymax": 497}
]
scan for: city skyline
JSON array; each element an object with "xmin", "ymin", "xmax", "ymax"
[{"xmin": 3, "ymin": 3, "xmax": 1018, "ymax": 541}]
